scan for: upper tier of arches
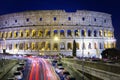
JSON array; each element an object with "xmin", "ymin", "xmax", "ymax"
[{"xmin": 0, "ymin": 10, "xmax": 112, "ymax": 28}]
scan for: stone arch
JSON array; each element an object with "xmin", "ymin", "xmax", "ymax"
[
  {"xmin": 60, "ymin": 30, "xmax": 65, "ymax": 37},
  {"xmin": 19, "ymin": 30, "xmax": 23, "ymax": 38},
  {"xmin": 41, "ymin": 42, "xmax": 45, "ymax": 50},
  {"xmin": 14, "ymin": 43, "xmax": 18, "ymax": 49},
  {"xmin": 74, "ymin": 30, "xmax": 79, "ymax": 37},
  {"xmin": 45, "ymin": 42, "xmax": 50, "ymax": 50},
  {"xmin": 8, "ymin": 31, "xmax": 12, "ymax": 38},
  {"xmin": 104, "ymin": 30, "xmax": 107, "ymax": 37},
  {"xmin": 107, "ymin": 42, "xmax": 111, "ymax": 48},
  {"xmin": 53, "ymin": 43, "xmax": 58, "ymax": 50},
  {"xmin": 82, "ymin": 42, "xmax": 86, "ymax": 49},
  {"xmin": 94, "ymin": 42, "xmax": 97, "ymax": 49},
  {"xmin": 67, "ymin": 42, "xmax": 72, "ymax": 50},
  {"xmin": 9, "ymin": 44, "xmax": 12, "ymax": 50},
  {"xmin": 25, "ymin": 43, "xmax": 28, "ymax": 50},
  {"xmin": 67, "ymin": 30, "xmax": 72, "ymax": 37},
  {"xmin": 108, "ymin": 30, "xmax": 113, "ymax": 37},
  {"xmin": 38, "ymin": 30, "xmax": 43, "ymax": 37},
  {"xmin": 32, "ymin": 29, "xmax": 36, "ymax": 37},
  {"xmin": 4, "ymin": 32, "xmax": 7, "ymax": 38},
  {"xmin": 94, "ymin": 30, "xmax": 97, "ymax": 37},
  {"xmin": 99, "ymin": 42, "xmax": 103, "ymax": 49},
  {"xmin": 54, "ymin": 30, "xmax": 58, "ymax": 36},
  {"xmin": 104, "ymin": 43, "xmax": 107, "ymax": 49},
  {"xmin": 81, "ymin": 29, "xmax": 86, "ymax": 37},
  {"xmin": 88, "ymin": 43, "xmax": 92, "ymax": 49},
  {"xmin": 60, "ymin": 42, "xmax": 65, "ymax": 50},
  {"xmin": 0, "ymin": 32, "xmax": 2, "ymax": 38},
  {"xmin": 45, "ymin": 29, "xmax": 50, "ymax": 37},
  {"xmin": 1, "ymin": 32, "xmax": 4, "ymax": 38},
  {"xmin": 19, "ymin": 43, "xmax": 23, "ymax": 50},
  {"xmin": 25, "ymin": 30, "xmax": 30, "ymax": 37},
  {"xmin": 31, "ymin": 42, "xmax": 35, "ymax": 50},
  {"xmin": 99, "ymin": 30, "xmax": 102, "ymax": 37},
  {"xmin": 14, "ymin": 31, "xmax": 17, "ymax": 38},
  {"xmin": 46, "ymin": 42, "xmax": 51, "ymax": 50},
  {"xmin": 88, "ymin": 30, "xmax": 92, "ymax": 37}
]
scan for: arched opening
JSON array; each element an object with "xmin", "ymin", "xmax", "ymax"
[
  {"xmin": 14, "ymin": 43, "xmax": 18, "ymax": 49},
  {"xmin": 88, "ymin": 30, "xmax": 92, "ymax": 37},
  {"xmin": 94, "ymin": 43, "xmax": 97, "ymax": 49},
  {"xmin": 31, "ymin": 42, "xmax": 35, "ymax": 50},
  {"xmin": 76, "ymin": 42, "xmax": 79, "ymax": 49},
  {"xmin": 108, "ymin": 42, "xmax": 111, "ymax": 48},
  {"xmin": 99, "ymin": 43, "xmax": 102, "ymax": 49},
  {"xmin": 67, "ymin": 30, "xmax": 72, "ymax": 37},
  {"xmin": 104, "ymin": 43, "xmax": 107, "ymax": 49},
  {"xmin": 38, "ymin": 30, "xmax": 43, "ymax": 37},
  {"xmin": 25, "ymin": 43, "xmax": 28, "ymax": 50},
  {"xmin": 0, "ymin": 32, "xmax": 2, "ymax": 38},
  {"xmin": 60, "ymin": 30, "xmax": 65, "ymax": 37},
  {"xmin": 54, "ymin": 30, "xmax": 58, "ymax": 36},
  {"xmin": 67, "ymin": 42, "xmax": 72, "ymax": 50},
  {"xmin": 53, "ymin": 43, "xmax": 58, "ymax": 50},
  {"xmin": 94, "ymin": 30, "xmax": 97, "ymax": 37},
  {"xmin": 45, "ymin": 29, "xmax": 50, "ymax": 37},
  {"xmin": 41, "ymin": 42, "xmax": 45, "ymax": 50},
  {"xmin": 88, "ymin": 43, "xmax": 92, "ymax": 49},
  {"xmin": 19, "ymin": 43, "xmax": 23, "ymax": 50},
  {"xmin": 19, "ymin": 30, "xmax": 23, "ymax": 38},
  {"xmin": 60, "ymin": 42, "xmax": 65, "ymax": 50},
  {"xmin": 2, "ymin": 32, "xmax": 4, "ymax": 38},
  {"xmin": 81, "ymin": 29, "xmax": 86, "ymax": 37},
  {"xmin": 74, "ymin": 30, "xmax": 79, "ymax": 37},
  {"xmin": 104, "ymin": 30, "xmax": 107, "ymax": 37},
  {"xmin": 9, "ymin": 32, "xmax": 12, "ymax": 38},
  {"xmin": 108, "ymin": 30, "xmax": 113, "ymax": 37},
  {"xmin": 32, "ymin": 30, "xmax": 36, "ymax": 37},
  {"xmin": 26, "ymin": 30, "xmax": 30, "ymax": 37},
  {"xmin": 99, "ymin": 30, "xmax": 102, "ymax": 37},
  {"xmin": 9, "ymin": 44, "xmax": 12, "ymax": 50},
  {"xmin": 4, "ymin": 32, "xmax": 7, "ymax": 38},
  {"xmin": 14, "ymin": 31, "xmax": 17, "ymax": 38},
  {"xmin": 45, "ymin": 43, "xmax": 51, "ymax": 50}
]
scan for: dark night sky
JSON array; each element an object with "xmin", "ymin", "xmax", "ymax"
[{"xmin": 0, "ymin": 0, "xmax": 120, "ymax": 49}]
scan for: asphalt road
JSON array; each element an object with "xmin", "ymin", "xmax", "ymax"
[
  {"xmin": 1, "ymin": 58, "xmax": 59, "ymax": 80},
  {"xmin": 23, "ymin": 58, "xmax": 59, "ymax": 80}
]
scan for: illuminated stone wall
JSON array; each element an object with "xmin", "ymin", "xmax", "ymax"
[{"xmin": 0, "ymin": 10, "xmax": 116, "ymax": 58}]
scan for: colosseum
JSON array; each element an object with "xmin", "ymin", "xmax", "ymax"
[{"xmin": 0, "ymin": 10, "xmax": 116, "ymax": 58}]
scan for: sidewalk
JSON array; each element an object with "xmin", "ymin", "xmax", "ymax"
[{"xmin": 0, "ymin": 60, "xmax": 18, "ymax": 79}]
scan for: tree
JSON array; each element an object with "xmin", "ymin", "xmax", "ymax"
[
  {"xmin": 72, "ymin": 40, "xmax": 76, "ymax": 57},
  {"xmin": 101, "ymin": 48, "xmax": 120, "ymax": 61}
]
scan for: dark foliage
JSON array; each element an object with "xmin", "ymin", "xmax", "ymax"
[
  {"xmin": 72, "ymin": 40, "xmax": 76, "ymax": 57},
  {"xmin": 101, "ymin": 48, "xmax": 120, "ymax": 61}
]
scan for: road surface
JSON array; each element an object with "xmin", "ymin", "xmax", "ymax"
[{"xmin": 24, "ymin": 57, "xmax": 59, "ymax": 80}]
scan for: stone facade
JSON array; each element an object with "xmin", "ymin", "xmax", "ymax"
[{"xmin": 0, "ymin": 10, "xmax": 116, "ymax": 58}]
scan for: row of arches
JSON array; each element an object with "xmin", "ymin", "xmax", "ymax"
[
  {"xmin": 0, "ymin": 29, "xmax": 114, "ymax": 39},
  {"xmin": 1, "ymin": 41, "xmax": 115, "ymax": 51}
]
